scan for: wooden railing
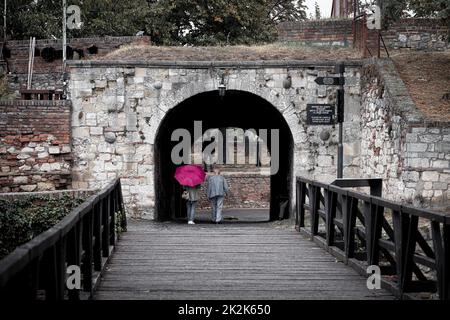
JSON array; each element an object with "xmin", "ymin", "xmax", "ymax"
[
  {"xmin": 296, "ymin": 177, "xmax": 450, "ymax": 300},
  {"xmin": 0, "ymin": 179, "xmax": 126, "ymax": 300}
]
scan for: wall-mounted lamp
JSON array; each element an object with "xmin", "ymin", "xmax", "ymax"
[{"xmin": 218, "ymin": 73, "xmax": 226, "ymax": 98}]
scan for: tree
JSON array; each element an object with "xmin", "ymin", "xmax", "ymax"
[
  {"xmin": 314, "ymin": 2, "xmax": 321, "ymax": 20},
  {"xmin": 1, "ymin": 0, "xmax": 150, "ymax": 39},
  {"xmin": 1, "ymin": 0, "xmax": 307, "ymax": 45},
  {"xmin": 146, "ymin": 0, "xmax": 307, "ymax": 45},
  {"xmin": 358, "ymin": 0, "xmax": 450, "ymax": 31},
  {"xmin": 269, "ymin": 0, "xmax": 308, "ymax": 23}
]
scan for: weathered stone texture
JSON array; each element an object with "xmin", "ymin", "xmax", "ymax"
[
  {"xmin": 278, "ymin": 18, "xmax": 450, "ymax": 51},
  {"xmin": 68, "ymin": 62, "xmax": 362, "ymax": 217},
  {"xmin": 360, "ymin": 61, "xmax": 450, "ymax": 208}
]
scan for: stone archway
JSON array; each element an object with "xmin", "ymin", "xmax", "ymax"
[{"xmin": 154, "ymin": 89, "xmax": 294, "ymax": 221}]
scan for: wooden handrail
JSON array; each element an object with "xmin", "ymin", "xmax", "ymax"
[
  {"xmin": 296, "ymin": 176, "xmax": 450, "ymax": 300},
  {"xmin": 0, "ymin": 179, "xmax": 126, "ymax": 300}
]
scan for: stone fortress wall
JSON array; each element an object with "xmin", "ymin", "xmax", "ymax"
[
  {"xmin": 66, "ymin": 60, "xmax": 363, "ymax": 217},
  {"xmin": 360, "ymin": 60, "xmax": 450, "ymax": 208}
]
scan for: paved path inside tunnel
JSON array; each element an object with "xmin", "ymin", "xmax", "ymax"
[{"xmin": 94, "ymin": 210, "xmax": 395, "ymax": 300}]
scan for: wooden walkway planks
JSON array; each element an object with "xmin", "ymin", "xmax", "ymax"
[{"xmin": 94, "ymin": 218, "xmax": 395, "ymax": 300}]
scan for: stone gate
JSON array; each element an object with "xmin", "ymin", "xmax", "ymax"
[{"xmin": 67, "ymin": 60, "xmax": 363, "ymax": 218}]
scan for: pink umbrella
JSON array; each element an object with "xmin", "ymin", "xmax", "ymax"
[{"xmin": 174, "ymin": 165, "xmax": 206, "ymax": 187}]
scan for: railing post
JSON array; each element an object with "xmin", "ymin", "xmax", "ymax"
[
  {"xmin": 365, "ymin": 200, "xmax": 383, "ymax": 266},
  {"xmin": 110, "ymin": 186, "xmax": 116, "ymax": 246},
  {"xmin": 66, "ymin": 224, "xmax": 81, "ymax": 300},
  {"xmin": 56, "ymin": 238, "xmax": 67, "ymax": 300},
  {"xmin": 325, "ymin": 188, "xmax": 336, "ymax": 247},
  {"xmin": 298, "ymin": 181, "xmax": 306, "ymax": 228},
  {"xmin": 117, "ymin": 180, "xmax": 127, "ymax": 231},
  {"xmin": 402, "ymin": 214, "xmax": 419, "ymax": 293},
  {"xmin": 295, "ymin": 180, "xmax": 300, "ymax": 228},
  {"xmin": 42, "ymin": 245, "xmax": 60, "ymax": 300},
  {"xmin": 392, "ymin": 208, "xmax": 408, "ymax": 296},
  {"xmin": 93, "ymin": 201, "xmax": 102, "ymax": 271},
  {"xmin": 432, "ymin": 222, "xmax": 450, "ymax": 300},
  {"xmin": 309, "ymin": 184, "xmax": 319, "ymax": 238},
  {"xmin": 82, "ymin": 209, "xmax": 94, "ymax": 295},
  {"xmin": 343, "ymin": 194, "xmax": 356, "ymax": 260},
  {"xmin": 102, "ymin": 195, "xmax": 110, "ymax": 257}
]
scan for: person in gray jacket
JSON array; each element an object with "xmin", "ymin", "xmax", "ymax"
[
  {"xmin": 185, "ymin": 185, "xmax": 200, "ymax": 225},
  {"xmin": 207, "ymin": 168, "xmax": 229, "ymax": 224}
]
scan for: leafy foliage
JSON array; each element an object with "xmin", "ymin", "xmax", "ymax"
[
  {"xmin": 0, "ymin": 194, "xmax": 85, "ymax": 260},
  {"xmin": 359, "ymin": 0, "xmax": 450, "ymax": 31},
  {"xmin": 0, "ymin": 0, "xmax": 307, "ymax": 45},
  {"xmin": 314, "ymin": 1, "xmax": 322, "ymax": 20}
]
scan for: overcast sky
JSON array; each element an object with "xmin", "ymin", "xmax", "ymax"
[{"xmin": 304, "ymin": 0, "xmax": 333, "ymax": 18}]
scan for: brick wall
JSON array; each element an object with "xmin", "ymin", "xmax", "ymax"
[
  {"xmin": 382, "ymin": 19, "xmax": 450, "ymax": 51},
  {"xmin": 277, "ymin": 19, "xmax": 353, "ymax": 46},
  {"xmin": 277, "ymin": 18, "xmax": 449, "ymax": 51},
  {"xmin": 0, "ymin": 100, "xmax": 72, "ymax": 192},
  {"xmin": 4, "ymin": 36, "xmax": 150, "ymax": 75},
  {"xmin": 197, "ymin": 173, "xmax": 270, "ymax": 209}
]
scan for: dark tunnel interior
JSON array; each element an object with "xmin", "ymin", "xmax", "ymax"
[{"xmin": 154, "ymin": 90, "xmax": 294, "ymax": 221}]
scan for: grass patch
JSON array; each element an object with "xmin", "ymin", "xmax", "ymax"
[{"xmin": 97, "ymin": 43, "xmax": 361, "ymax": 61}]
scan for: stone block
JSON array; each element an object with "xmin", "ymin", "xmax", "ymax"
[
  {"xmin": 37, "ymin": 182, "xmax": 55, "ymax": 191},
  {"xmin": 424, "ymin": 182, "xmax": 433, "ymax": 190},
  {"xmin": 436, "ymin": 142, "xmax": 450, "ymax": 153},
  {"xmin": 17, "ymin": 153, "xmax": 31, "ymax": 160},
  {"xmin": 48, "ymin": 146, "xmax": 60, "ymax": 154},
  {"xmin": 419, "ymin": 134, "xmax": 441, "ymax": 143},
  {"xmin": 50, "ymin": 163, "xmax": 61, "ymax": 171},
  {"xmin": 402, "ymin": 171, "xmax": 419, "ymax": 182},
  {"xmin": 20, "ymin": 184, "xmax": 37, "ymax": 192},
  {"xmin": 90, "ymin": 127, "xmax": 104, "ymax": 135},
  {"xmin": 73, "ymin": 127, "xmax": 90, "ymax": 138},
  {"xmin": 432, "ymin": 160, "xmax": 449, "ymax": 169},
  {"xmin": 407, "ymin": 143, "xmax": 427, "ymax": 152},
  {"xmin": 105, "ymin": 161, "xmax": 122, "ymax": 171},
  {"xmin": 434, "ymin": 190, "xmax": 443, "ymax": 198},
  {"xmin": 21, "ymin": 147, "xmax": 34, "ymax": 153},
  {"xmin": 407, "ymin": 158, "xmax": 429, "ymax": 168},
  {"xmin": 40, "ymin": 163, "xmax": 52, "ymax": 172},
  {"xmin": 422, "ymin": 171, "xmax": 439, "ymax": 182},
  {"xmin": 433, "ymin": 182, "xmax": 448, "ymax": 189},
  {"xmin": 135, "ymin": 67, "xmax": 146, "ymax": 77},
  {"xmin": 61, "ymin": 146, "xmax": 72, "ymax": 153},
  {"xmin": 13, "ymin": 176, "xmax": 28, "ymax": 184}
]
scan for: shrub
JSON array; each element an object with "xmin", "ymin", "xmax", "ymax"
[{"xmin": 0, "ymin": 194, "xmax": 85, "ymax": 260}]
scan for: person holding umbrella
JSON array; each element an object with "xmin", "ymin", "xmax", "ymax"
[
  {"xmin": 174, "ymin": 164, "xmax": 206, "ymax": 225},
  {"xmin": 183, "ymin": 185, "xmax": 200, "ymax": 224}
]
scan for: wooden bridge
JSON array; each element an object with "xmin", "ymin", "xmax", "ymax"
[
  {"xmin": 0, "ymin": 178, "xmax": 449, "ymax": 300},
  {"xmin": 94, "ymin": 215, "xmax": 392, "ymax": 300}
]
